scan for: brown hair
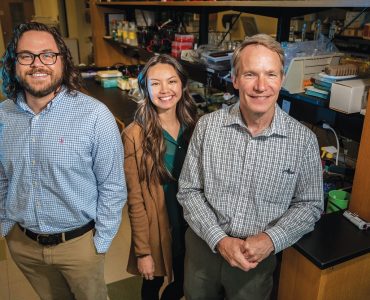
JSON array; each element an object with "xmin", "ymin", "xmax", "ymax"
[
  {"xmin": 1, "ymin": 22, "xmax": 82, "ymax": 100},
  {"xmin": 135, "ymin": 54, "xmax": 197, "ymax": 184},
  {"xmin": 231, "ymin": 33, "xmax": 285, "ymax": 78}
]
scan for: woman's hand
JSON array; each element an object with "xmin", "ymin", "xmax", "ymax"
[{"xmin": 137, "ymin": 255, "xmax": 155, "ymax": 280}]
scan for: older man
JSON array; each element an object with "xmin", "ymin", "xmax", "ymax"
[{"xmin": 178, "ymin": 34, "xmax": 323, "ymax": 300}]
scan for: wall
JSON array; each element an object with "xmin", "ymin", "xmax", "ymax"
[
  {"xmin": 0, "ymin": 21, "xmax": 5, "ymax": 56},
  {"xmin": 33, "ymin": 0, "xmax": 92, "ymax": 65},
  {"xmin": 33, "ymin": 0, "xmax": 59, "ymax": 22},
  {"xmin": 65, "ymin": 0, "xmax": 92, "ymax": 65}
]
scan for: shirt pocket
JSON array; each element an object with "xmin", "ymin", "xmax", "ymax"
[
  {"xmin": 255, "ymin": 164, "xmax": 297, "ymax": 205},
  {"xmin": 41, "ymin": 134, "xmax": 92, "ymax": 170}
]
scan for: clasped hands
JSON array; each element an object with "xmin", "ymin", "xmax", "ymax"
[{"xmin": 216, "ymin": 232, "xmax": 274, "ymax": 272}]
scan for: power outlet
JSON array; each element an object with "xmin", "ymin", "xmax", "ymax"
[{"xmin": 0, "ymin": 237, "xmax": 7, "ymax": 261}]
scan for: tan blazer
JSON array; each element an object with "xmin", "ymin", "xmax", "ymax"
[{"xmin": 123, "ymin": 122, "xmax": 173, "ymax": 281}]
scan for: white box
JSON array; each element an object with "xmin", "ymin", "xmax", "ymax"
[
  {"xmin": 329, "ymin": 78, "xmax": 370, "ymax": 114},
  {"xmin": 283, "ymin": 53, "xmax": 344, "ymax": 94}
]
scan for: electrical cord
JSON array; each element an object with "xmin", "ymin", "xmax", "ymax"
[{"xmin": 323, "ymin": 123, "xmax": 340, "ymax": 166}]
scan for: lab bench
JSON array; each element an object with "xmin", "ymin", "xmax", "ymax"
[{"xmin": 278, "ymin": 212, "xmax": 370, "ymax": 299}]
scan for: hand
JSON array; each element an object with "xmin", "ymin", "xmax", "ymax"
[
  {"xmin": 137, "ymin": 255, "xmax": 155, "ymax": 280},
  {"xmin": 217, "ymin": 236, "xmax": 258, "ymax": 272},
  {"xmin": 242, "ymin": 233, "xmax": 275, "ymax": 263}
]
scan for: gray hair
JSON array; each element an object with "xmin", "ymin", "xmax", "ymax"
[{"xmin": 231, "ymin": 33, "xmax": 284, "ymax": 77}]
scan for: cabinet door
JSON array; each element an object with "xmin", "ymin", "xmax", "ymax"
[
  {"xmin": 350, "ymin": 92, "xmax": 370, "ymax": 221},
  {"xmin": 0, "ymin": 0, "xmax": 35, "ymax": 47}
]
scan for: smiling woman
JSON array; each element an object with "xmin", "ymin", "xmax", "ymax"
[{"xmin": 123, "ymin": 54, "xmax": 198, "ymax": 300}]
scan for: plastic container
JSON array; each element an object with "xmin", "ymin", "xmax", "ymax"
[
  {"xmin": 175, "ymin": 34, "xmax": 194, "ymax": 43},
  {"xmin": 171, "ymin": 49, "xmax": 181, "ymax": 58},
  {"xmin": 326, "ymin": 190, "xmax": 350, "ymax": 213},
  {"xmin": 100, "ymin": 78, "xmax": 118, "ymax": 88},
  {"xmin": 171, "ymin": 41, "xmax": 193, "ymax": 50},
  {"xmin": 96, "ymin": 70, "xmax": 122, "ymax": 79}
]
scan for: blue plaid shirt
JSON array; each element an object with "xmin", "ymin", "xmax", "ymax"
[{"xmin": 0, "ymin": 87, "xmax": 127, "ymax": 253}]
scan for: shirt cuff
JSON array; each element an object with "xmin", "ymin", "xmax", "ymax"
[
  {"xmin": 203, "ymin": 225, "xmax": 228, "ymax": 253},
  {"xmin": 264, "ymin": 226, "xmax": 289, "ymax": 254}
]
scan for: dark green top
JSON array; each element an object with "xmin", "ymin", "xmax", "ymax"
[{"xmin": 163, "ymin": 126, "xmax": 188, "ymax": 257}]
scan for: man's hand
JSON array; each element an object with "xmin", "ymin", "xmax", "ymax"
[
  {"xmin": 217, "ymin": 236, "xmax": 258, "ymax": 272},
  {"xmin": 242, "ymin": 233, "xmax": 275, "ymax": 263},
  {"xmin": 137, "ymin": 255, "xmax": 155, "ymax": 280}
]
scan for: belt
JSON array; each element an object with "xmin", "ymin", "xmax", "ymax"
[{"xmin": 18, "ymin": 220, "xmax": 95, "ymax": 246}]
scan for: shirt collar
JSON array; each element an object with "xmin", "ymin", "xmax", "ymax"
[
  {"xmin": 223, "ymin": 101, "xmax": 287, "ymax": 137},
  {"xmin": 16, "ymin": 85, "xmax": 66, "ymax": 115},
  {"xmin": 163, "ymin": 125, "xmax": 185, "ymax": 145}
]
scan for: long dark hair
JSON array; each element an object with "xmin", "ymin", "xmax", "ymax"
[
  {"xmin": 135, "ymin": 54, "xmax": 197, "ymax": 184},
  {"xmin": 1, "ymin": 22, "xmax": 82, "ymax": 100}
]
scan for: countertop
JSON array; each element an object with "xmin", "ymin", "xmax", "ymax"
[
  {"xmin": 82, "ymin": 78, "xmax": 138, "ymax": 126},
  {"xmin": 294, "ymin": 211, "xmax": 370, "ymax": 269}
]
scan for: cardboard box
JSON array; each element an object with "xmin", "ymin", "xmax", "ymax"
[
  {"xmin": 344, "ymin": 11, "xmax": 367, "ymax": 29},
  {"xmin": 329, "ymin": 78, "xmax": 370, "ymax": 114}
]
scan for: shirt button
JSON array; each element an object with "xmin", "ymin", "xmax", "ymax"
[
  {"xmin": 35, "ymin": 115, "xmax": 39, "ymax": 120},
  {"xmin": 32, "ymin": 160, "xmax": 36, "ymax": 165},
  {"xmin": 32, "ymin": 137, "xmax": 36, "ymax": 142}
]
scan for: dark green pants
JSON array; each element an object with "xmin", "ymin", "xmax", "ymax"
[{"xmin": 184, "ymin": 228, "xmax": 276, "ymax": 300}]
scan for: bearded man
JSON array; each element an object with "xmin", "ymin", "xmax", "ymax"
[{"xmin": 0, "ymin": 22, "xmax": 127, "ymax": 300}]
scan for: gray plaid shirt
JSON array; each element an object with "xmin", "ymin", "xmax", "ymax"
[{"xmin": 178, "ymin": 102, "xmax": 323, "ymax": 253}]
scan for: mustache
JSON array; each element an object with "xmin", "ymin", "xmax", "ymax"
[{"xmin": 27, "ymin": 68, "xmax": 52, "ymax": 75}]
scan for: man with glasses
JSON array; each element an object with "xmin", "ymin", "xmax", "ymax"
[{"xmin": 0, "ymin": 22, "xmax": 127, "ymax": 299}]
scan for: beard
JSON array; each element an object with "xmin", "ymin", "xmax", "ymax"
[{"xmin": 18, "ymin": 68, "xmax": 63, "ymax": 98}]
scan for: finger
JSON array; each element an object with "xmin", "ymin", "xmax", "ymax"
[{"xmin": 231, "ymin": 253, "xmax": 249, "ymax": 269}]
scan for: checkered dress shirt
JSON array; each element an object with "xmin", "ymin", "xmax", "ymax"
[
  {"xmin": 178, "ymin": 102, "xmax": 323, "ymax": 253},
  {"xmin": 0, "ymin": 88, "xmax": 127, "ymax": 253}
]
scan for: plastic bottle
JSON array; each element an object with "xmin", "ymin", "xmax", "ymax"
[
  {"xmin": 289, "ymin": 26, "xmax": 295, "ymax": 42},
  {"xmin": 117, "ymin": 21, "xmax": 123, "ymax": 42},
  {"xmin": 122, "ymin": 21, "xmax": 129, "ymax": 44},
  {"xmin": 329, "ymin": 21, "xmax": 337, "ymax": 39},
  {"xmin": 314, "ymin": 19, "xmax": 321, "ymax": 40},
  {"xmin": 112, "ymin": 29, "xmax": 117, "ymax": 41},
  {"xmin": 128, "ymin": 22, "xmax": 138, "ymax": 46},
  {"xmin": 111, "ymin": 20, "xmax": 118, "ymax": 41},
  {"xmin": 301, "ymin": 22, "xmax": 307, "ymax": 41}
]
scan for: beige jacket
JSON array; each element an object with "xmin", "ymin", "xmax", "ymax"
[{"xmin": 123, "ymin": 122, "xmax": 173, "ymax": 281}]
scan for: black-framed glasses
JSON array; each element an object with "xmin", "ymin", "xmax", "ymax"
[{"xmin": 15, "ymin": 52, "xmax": 61, "ymax": 65}]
